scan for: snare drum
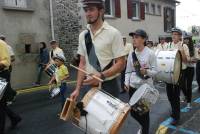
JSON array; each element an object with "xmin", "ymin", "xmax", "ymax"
[
  {"xmin": 61, "ymin": 88, "xmax": 130, "ymax": 134},
  {"xmin": 155, "ymin": 50, "xmax": 181, "ymax": 84},
  {"xmin": 45, "ymin": 64, "xmax": 57, "ymax": 77},
  {"xmin": 129, "ymin": 84, "xmax": 159, "ymax": 115},
  {"xmin": 49, "ymin": 84, "xmax": 60, "ymax": 98}
]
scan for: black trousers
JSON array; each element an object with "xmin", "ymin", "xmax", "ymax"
[
  {"xmin": 185, "ymin": 67, "xmax": 194, "ymax": 103},
  {"xmin": 129, "ymin": 87, "xmax": 149, "ymax": 134},
  {"xmin": 0, "ymin": 70, "xmax": 20, "ymax": 134},
  {"xmin": 101, "ymin": 77, "xmax": 120, "ymax": 98},
  {"xmin": 166, "ymin": 84, "xmax": 180, "ymax": 120},
  {"xmin": 179, "ymin": 69, "xmax": 187, "ymax": 100},
  {"xmin": 196, "ymin": 61, "xmax": 200, "ymax": 91}
]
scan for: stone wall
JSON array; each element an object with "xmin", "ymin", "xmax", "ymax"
[{"xmin": 53, "ymin": 0, "xmax": 82, "ymax": 64}]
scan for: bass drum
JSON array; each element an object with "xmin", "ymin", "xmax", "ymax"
[{"xmin": 155, "ymin": 49, "xmax": 181, "ymax": 84}]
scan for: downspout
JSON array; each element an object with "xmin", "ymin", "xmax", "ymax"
[{"xmin": 49, "ymin": 0, "xmax": 55, "ymax": 40}]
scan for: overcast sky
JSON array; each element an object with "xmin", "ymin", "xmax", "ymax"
[{"xmin": 176, "ymin": 0, "xmax": 200, "ymax": 31}]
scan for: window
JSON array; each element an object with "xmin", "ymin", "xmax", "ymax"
[
  {"xmin": 164, "ymin": 7, "xmax": 175, "ymax": 32},
  {"xmin": 105, "ymin": 0, "xmax": 115, "ymax": 16},
  {"xmin": 151, "ymin": 3, "xmax": 156, "ymax": 15},
  {"xmin": 157, "ymin": 5, "xmax": 161, "ymax": 15},
  {"xmin": 144, "ymin": 3, "xmax": 149, "ymax": 13},
  {"xmin": 132, "ymin": 1, "xmax": 140, "ymax": 19},
  {"xmin": 4, "ymin": 0, "xmax": 27, "ymax": 8},
  {"xmin": 127, "ymin": 0, "xmax": 145, "ymax": 20}
]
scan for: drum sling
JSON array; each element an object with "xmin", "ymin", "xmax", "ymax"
[
  {"xmin": 132, "ymin": 50, "xmax": 149, "ymax": 80},
  {"xmin": 84, "ymin": 30, "xmax": 113, "ymax": 72}
]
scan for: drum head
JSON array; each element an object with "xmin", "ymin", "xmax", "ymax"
[
  {"xmin": 129, "ymin": 86, "xmax": 146, "ymax": 106},
  {"xmin": 173, "ymin": 50, "xmax": 181, "ymax": 84}
]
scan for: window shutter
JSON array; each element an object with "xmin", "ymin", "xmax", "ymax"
[
  {"xmin": 115, "ymin": 0, "xmax": 121, "ymax": 18},
  {"xmin": 164, "ymin": 7, "xmax": 167, "ymax": 32},
  {"xmin": 127, "ymin": 0, "xmax": 132, "ymax": 19},
  {"xmin": 171, "ymin": 9, "xmax": 175, "ymax": 28},
  {"xmin": 140, "ymin": 2, "xmax": 145, "ymax": 20}
]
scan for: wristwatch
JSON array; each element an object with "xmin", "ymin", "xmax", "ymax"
[{"xmin": 100, "ymin": 72, "xmax": 106, "ymax": 81}]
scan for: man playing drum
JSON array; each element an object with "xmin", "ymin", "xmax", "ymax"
[
  {"xmin": 166, "ymin": 28, "xmax": 190, "ymax": 125},
  {"xmin": 125, "ymin": 29, "xmax": 157, "ymax": 134},
  {"xmin": 70, "ymin": 0, "xmax": 126, "ymax": 100}
]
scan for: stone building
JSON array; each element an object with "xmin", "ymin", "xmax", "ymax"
[
  {"xmin": 0, "ymin": 0, "xmax": 81, "ymax": 88},
  {"xmin": 0, "ymin": 0, "xmax": 178, "ymax": 88}
]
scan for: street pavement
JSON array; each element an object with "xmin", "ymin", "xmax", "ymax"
[{"xmin": 4, "ymin": 70, "xmax": 200, "ymax": 134}]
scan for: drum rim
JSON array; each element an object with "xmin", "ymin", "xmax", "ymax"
[
  {"xmin": 82, "ymin": 88, "xmax": 131, "ymax": 134},
  {"xmin": 172, "ymin": 50, "xmax": 182, "ymax": 84},
  {"xmin": 82, "ymin": 87, "xmax": 98, "ymax": 107},
  {"xmin": 109, "ymin": 104, "xmax": 130, "ymax": 134}
]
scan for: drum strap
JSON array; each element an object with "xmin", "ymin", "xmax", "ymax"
[
  {"xmin": 84, "ymin": 30, "xmax": 113, "ymax": 72},
  {"xmin": 132, "ymin": 50, "xmax": 150, "ymax": 80}
]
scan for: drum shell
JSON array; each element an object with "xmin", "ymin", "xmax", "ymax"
[
  {"xmin": 77, "ymin": 88, "xmax": 130, "ymax": 134},
  {"xmin": 155, "ymin": 50, "xmax": 181, "ymax": 84},
  {"xmin": 45, "ymin": 64, "xmax": 57, "ymax": 77}
]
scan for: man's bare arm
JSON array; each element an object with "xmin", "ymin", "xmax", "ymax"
[{"xmin": 101, "ymin": 56, "xmax": 126, "ymax": 77}]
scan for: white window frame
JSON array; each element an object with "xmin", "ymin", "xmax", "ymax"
[
  {"xmin": 151, "ymin": 3, "xmax": 156, "ymax": 15},
  {"xmin": 105, "ymin": 0, "xmax": 115, "ymax": 17},
  {"xmin": 144, "ymin": 2, "xmax": 149, "ymax": 13},
  {"xmin": 157, "ymin": 5, "xmax": 161, "ymax": 15},
  {"xmin": 132, "ymin": 1, "xmax": 140, "ymax": 20},
  {"xmin": 4, "ymin": 0, "xmax": 27, "ymax": 8}
]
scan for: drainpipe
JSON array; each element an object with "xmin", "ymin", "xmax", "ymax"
[{"xmin": 49, "ymin": 0, "xmax": 55, "ymax": 40}]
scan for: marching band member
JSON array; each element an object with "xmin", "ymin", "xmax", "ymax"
[
  {"xmin": 0, "ymin": 39, "xmax": 21, "ymax": 134},
  {"xmin": 125, "ymin": 29, "xmax": 157, "ymax": 134},
  {"xmin": 70, "ymin": 0, "xmax": 126, "ymax": 100},
  {"xmin": 195, "ymin": 43, "xmax": 200, "ymax": 93},
  {"xmin": 157, "ymin": 36, "xmax": 168, "ymax": 51},
  {"xmin": 166, "ymin": 28, "xmax": 190, "ymax": 125},
  {"xmin": 48, "ymin": 54, "xmax": 69, "ymax": 110},
  {"xmin": 48, "ymin": 40, "xmax": 64, "ymax": 64},
  {"xmin": 183, "ymin": 35, "xmax": 196, "ymax": 108}
]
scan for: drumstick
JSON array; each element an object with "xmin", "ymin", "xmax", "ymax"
[{"xmin": 70, "ymin": 64, "xmax": 103, "ymax": 82}]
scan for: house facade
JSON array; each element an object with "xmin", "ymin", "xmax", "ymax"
[{"xmin": 0, "ymin": 0, "xmax": 178, "ymax": 88}]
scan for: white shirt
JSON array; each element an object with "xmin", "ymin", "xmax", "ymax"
[
  {"xmin": 7, "ymin": 45, "xmax": 14, "ymax": 56},
  {"xmin": 166, "ymin": 41, "xmax": 190, "ymax": 70},
  {"xmin": 78, "ymin": 21, "xmax": 126, "ymax": 80},
  {"xmin": 124, "ymin": 43, "xmax": 133, "ymax": 55},
  {"xmin": 195, "ymin": 47, "xmax": 200, "ymax": 60},
  {"xmin": 125, "ymin": 47, "xmax": 157, "ymax": 88},
  {"xmin": 156, "ymin": 42, "xmax": 168, "ymax": 51},
  {"xmin": 49, "ymin": 47, "xmax": 64, "ymax": 64}
]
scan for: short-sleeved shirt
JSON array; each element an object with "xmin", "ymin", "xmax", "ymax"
[
  {"xmin": 195, "ymin": 47, "xmax": 200, "ymax": 60},
  {"xmin": 49, "ymin": 47, "xmax": 64, "ymax": 64},
  {"xmin": 55, "ymin": 64, "xmax": 69, "ymax": 83},
  {"xmin": 0, "ymin": 40, "xmax": 10, "ymax": 70},
  {"xmin": 77, "ymin": 21, "xmax": 126, "ymax": 80},
  {"xmin": 156, "ymin": 42, "xmax": 168, "ymax": 51},
  {"xmin": 166, "ymin": 41, "xmax": 190, "ymax": 70},
  {"xmin": 124, "ymin": 43, "xmax": 133, "ymax": 55},
  {"xmin": 7, "ymin": 45, "xmax": 14, "ymax": 56}
]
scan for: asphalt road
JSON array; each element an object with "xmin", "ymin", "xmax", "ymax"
[{"xmin": 4, "ymin": 81, "xmax": 200, "ymax": 134}]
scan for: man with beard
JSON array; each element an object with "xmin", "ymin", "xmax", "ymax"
[{"xmin": 70, "ymin": 0, "xmax": 126, "ymax": 100}]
